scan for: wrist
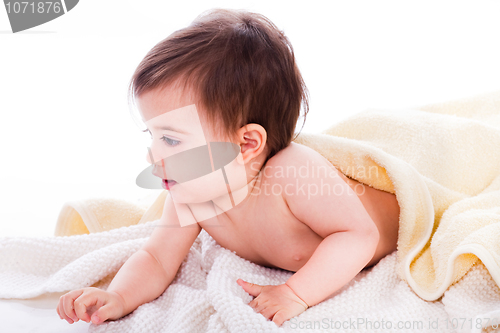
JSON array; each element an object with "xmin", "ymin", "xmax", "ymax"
[
  {"xmin": 284, "ymin": 282, "xmax": 310, "ymax": 310},
  {"xmin": 108, "ymin": 290, "xmax": 128, "ymax": 316}
]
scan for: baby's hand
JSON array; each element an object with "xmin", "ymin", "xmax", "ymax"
[
  {"xmin": 237, "ymin": 279, "xmax": 308, "ymax": 326},
  {"xmin": 56, "ymin": 287, "xmax": 126, "ymax": 325}
]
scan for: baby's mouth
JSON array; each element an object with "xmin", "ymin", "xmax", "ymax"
[{"xmin": 162, "ymin": 179, "xmax": 177, "ymax": 190}]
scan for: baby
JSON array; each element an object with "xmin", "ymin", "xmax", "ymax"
[{"xmin": 57, "ymin": 8, "xmax": 400, "ymax": 327}]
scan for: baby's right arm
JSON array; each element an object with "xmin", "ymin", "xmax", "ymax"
[{"xmin": 57, "ymin": 193, "xmax": 201, "ymax": 325}]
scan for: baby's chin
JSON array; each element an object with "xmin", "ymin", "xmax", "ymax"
[{"xmin": 169, "ymin": 183, "xmax": 230, "ymax": 204}]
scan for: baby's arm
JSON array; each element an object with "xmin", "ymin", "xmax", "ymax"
[
  {"xmin": 285, "ymin": 226, "xmax": 379, "ymax": 307},
  {"xmin": 106, "ymin": 193, "xmax": 201, "ymax": 315},
  {"xmin": 57, "ymin": 193, "xmax": 201, "ymax": 324},
  {"xmin": 284, "ymin": 164, "xmax": 380, "ymax": 305},
  {"xmin": 239, "ymin": 156, "xmax": 379, "ymax": 326}
]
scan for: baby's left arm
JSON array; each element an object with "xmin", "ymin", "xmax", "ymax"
[
  {"xmin": 285, "ymin": 221, "xmax": 379, "ymax": 307},
  {"xmin": 238, "ymin": 161, "xmax": 380, "ymax": 326}
]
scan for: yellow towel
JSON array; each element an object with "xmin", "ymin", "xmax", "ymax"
[
  {"xmin": 54, "ymin": 191, "xmax": 168, "ymax": 236},
  {"xmin": 294, "ymin": 89, "xmax": 500, "ymax": 300}
]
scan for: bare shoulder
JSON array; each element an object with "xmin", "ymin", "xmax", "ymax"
[
  {"xmin": 263, "ymin": 142, "xmax": 340, "ymax": 180},
  {"xmin": 264, "ymin": 142, "xmax": 375, "ymax": 238}
]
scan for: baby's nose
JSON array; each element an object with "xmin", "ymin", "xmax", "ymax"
[{"xmin": 145, "ymin": 148, "xmax": 168, "ymax": 178}]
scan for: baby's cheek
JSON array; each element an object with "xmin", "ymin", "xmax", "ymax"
[{"xmin": 172, "ymin": 171, "xmax": 229, "ymax": 202}]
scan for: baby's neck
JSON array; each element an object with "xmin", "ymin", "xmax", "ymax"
[
  {"xmin": 211, "ymin": 155, "xmax": 267, "ymax": 213},
  {"xmin": 211, "ymin": 167, "xmax": 262, "ymax": 213}
]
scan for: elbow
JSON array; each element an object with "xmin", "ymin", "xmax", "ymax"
[
  {"xmin": 361, "ymin": 222, "xmax": 380, "ymax": 257},
  {"xmin": 368, "ymin": 223, "xmax": 380, "ymax": 244}
]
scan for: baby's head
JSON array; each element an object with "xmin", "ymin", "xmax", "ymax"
[{"xmin": 129, "ymin": 8, "xmax": 309, "ymax": 163}]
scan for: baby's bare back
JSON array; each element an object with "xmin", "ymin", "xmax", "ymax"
[{"xmin": 198, "ymin": 142, "xmax": 400, "ymax": 271}]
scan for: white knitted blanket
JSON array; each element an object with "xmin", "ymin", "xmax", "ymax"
[{"xmin": 1, "ymin": 221, "xmax": 499, "ymax": 333}]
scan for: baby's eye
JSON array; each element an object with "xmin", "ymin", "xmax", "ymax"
[{"xmin": 161, "ymin": 136, "xmax": 181, "ymax": 147}]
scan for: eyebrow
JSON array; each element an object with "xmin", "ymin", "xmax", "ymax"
[{"xmin": 148, "ymin": 125, "xmax": 188, "ymax": 134}]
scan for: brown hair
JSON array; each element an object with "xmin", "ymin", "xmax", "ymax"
[{"xmin": 128, "ymin": 8, "xmax": 309, "ymax": 160}]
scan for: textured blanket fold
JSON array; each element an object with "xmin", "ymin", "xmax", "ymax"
[{"xmin": 1, "ymin": 90, "xmax": 500, "ymax": 332}]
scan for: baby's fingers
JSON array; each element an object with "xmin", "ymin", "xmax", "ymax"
[
  {"xmin": 259, "ymin": 304, "xmax": 279, "ymax": 321},
  {"xmin": 56, "ymin": 302, "xmax": 73, "ymax": 324},
  {"xmin": 272, "ymin": 310, "xmax": 290, "ymax": 327},
  {"xmin": 59, "ymin": 290, "xmax": 84, "ymax": 323},
  {"xmin": 90, "ymin": 302, "xmax": 118, "ymax": 324},
  {"xmin": 250, "ymin": 297, "xmax": 268, "ymax": 314},
  {"xmin": 74, "ymin": 292, "xmax": 100, "ymax": 323},
  {"xmin": 271, "ymin": 302, "xmax": 307, "ymax": 326}
]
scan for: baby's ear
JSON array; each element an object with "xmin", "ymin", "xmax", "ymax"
[{"xmin": 236, "ymin": 124, "xmax": 267, "ymax": 164}]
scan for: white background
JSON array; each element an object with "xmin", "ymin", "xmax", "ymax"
[{"xmin": 1, "ymin": 0, "xmax": 500, "ymax": 237}]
